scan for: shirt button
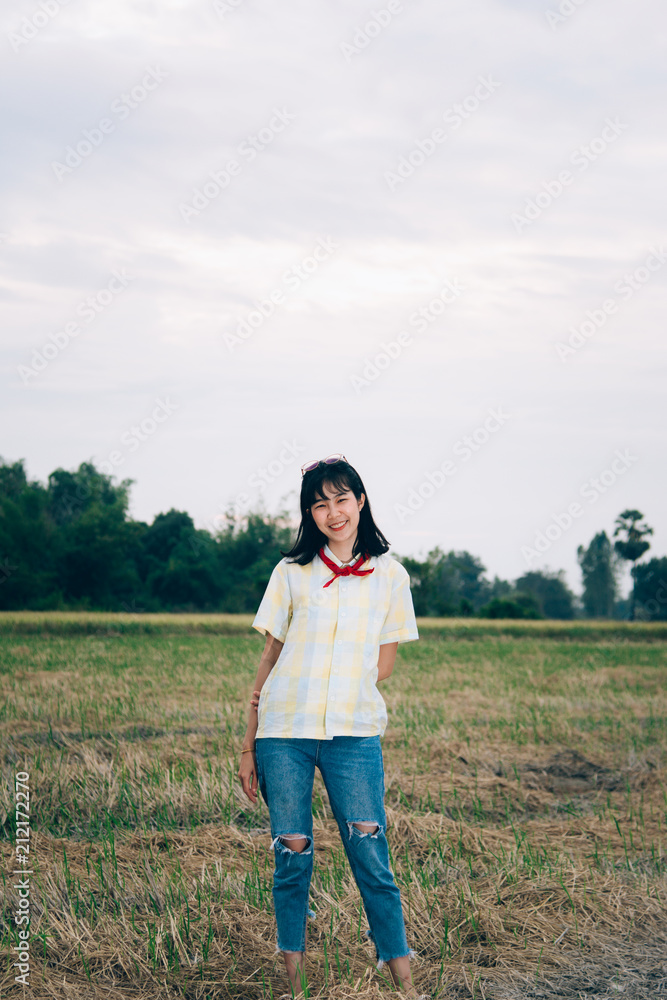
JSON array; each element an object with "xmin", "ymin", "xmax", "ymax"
[
  {"xmin": 330, "ymin": 695, "xmax": 336, "ymax": 701},
  {"xmin": 337, "ymin": 640, "xmax": 342, "ymax": 645},
  {"xmin": 341, "ymin": 611, "xmax": 346, "ymax": 617}
]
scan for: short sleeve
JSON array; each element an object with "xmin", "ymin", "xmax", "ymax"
[
  {"xmin": 378, "ymin": 563, "xmax": 419, "ymax": 645},
  {"xmin": 252, "ymin": 560, "xmax": 292, "ymax": 643}
]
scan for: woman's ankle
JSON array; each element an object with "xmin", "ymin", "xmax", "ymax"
[
  {"xmin": 281, "ymin": 950, "xmax": 306, "ymax": 992},
  {"xmin": 387, "ymin": 953, "xmax": 414, "ymax": 992}
]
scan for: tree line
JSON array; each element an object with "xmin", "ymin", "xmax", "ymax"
[{"xmin": 0, "ymin": 458, "xmax": 664, "ymax": 620}]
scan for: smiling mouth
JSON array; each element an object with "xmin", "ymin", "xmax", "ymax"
[{"xmin": 329, "ymin": 520, "xmax": 348, "ymax": 531}]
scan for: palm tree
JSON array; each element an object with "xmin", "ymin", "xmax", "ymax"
[{"xmin": 613, "ymin": 510, "xmax": 653, "ymax": 620}]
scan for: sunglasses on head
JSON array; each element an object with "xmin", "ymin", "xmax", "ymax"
[{"xmin": 300, "ymin": 453, "xmax": 348, "ymax": 477}]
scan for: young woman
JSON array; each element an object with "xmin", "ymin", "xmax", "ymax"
[{"xmin": 238, "ymin": 455, "xmax": 427, "ymax": 999}]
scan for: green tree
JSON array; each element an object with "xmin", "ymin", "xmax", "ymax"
[
  {"xmin": 215, "ymin": 506, "xmax": 295, "ymax": 612},
  {"xmin": 139, "ymin": 509, "xmax": 222, "ymax": 610},
  {"xmin": 0, "ymin": 458, "xmax": 61, "ymax": 609},
  {"xmin": 47, "ymin": 461, "xmax": 132, "ymax": 526},
  {"xmin": 514, "ymin": 569, "xmax": 575, "ymax": 619},
  {"xmin": 632, "ymin": 557, "xmax": 667, "ymax": 621},
  {"xmin": 445, "ymin": 551, "xmax": 494, "ymax": 611},
  {"xmin": 399, "ymin": 547, "xmax": 461, "ymax": 616},
  {"xmin": 576, "ymin": 531, "xmax": 618, "ymax": 618},
  {"xmin": 400, "ymin": 548, "xmax": 512, "ymax": 617},
  {"xmin": 47, "ymin": 462, "xmax": 140, "ymax": 608},
  {"xmin": 479, "ymin": 593, "xmax": 542, "ymax": 619},
  {"xmin": 613, "ymin": 509, "xmax": 653, "ymax": 620}
]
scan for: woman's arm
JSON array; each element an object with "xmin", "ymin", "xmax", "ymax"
[
  {"xmin": 243, "ymin": 633, "xmax": 284, "ymax": 742},
  {"xmin": 238, "ymin": 633, "xmax": 284, "ymax": 803},
  {"xmin": 376, "ymin": 641, "xmax": 398, "ymax": 682}
]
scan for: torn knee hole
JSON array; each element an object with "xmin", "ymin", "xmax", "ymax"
[
  {"xmin": 270, "ymin": 833, "xmax": 313, "ymax": 855},
  {"xmin": 280, "ymin": 835, "xmax": 308, "ymax": 852},
  {"xmin": 354, "ymin": 822, "xmax": 379, "ymax": 834},
  {"xmin": 348, "ymin": 820, "xmax": 382, "ymax": 840}
]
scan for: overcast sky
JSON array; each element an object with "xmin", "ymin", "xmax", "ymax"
[{"xmin": 1, "ymin": 0, "xmax": 665, "ymax": 597}]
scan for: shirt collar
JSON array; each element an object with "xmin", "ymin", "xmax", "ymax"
[
  {"xmin": 322, "ymin": 543, "xmax": 368, "ymax": 567},
  {"xmin": 323, "ymin": 543, "xmax": 346, "ymax": 567}
]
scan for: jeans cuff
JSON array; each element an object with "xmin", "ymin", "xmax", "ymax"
[
  {"xmin": 376, "ymin": 946, "xmax": 418, "ymax": 970},
  {"xmin": 364, "ymin": 928, "xmax": 417, "ymax": 968}
]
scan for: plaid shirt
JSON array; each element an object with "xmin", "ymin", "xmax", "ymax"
[{"xmin": 252, "ymin": 543, "xmax": 419, "ymax": 739}]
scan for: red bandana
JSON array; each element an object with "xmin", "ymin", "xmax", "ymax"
[{"xmin": 318, "ymin": 547, "xmax": 375, "ymax": 588}]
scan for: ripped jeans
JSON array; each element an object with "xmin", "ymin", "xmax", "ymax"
[{"xmin": 254, "ymin": 735, "xmax": 412, "ymax": 964}]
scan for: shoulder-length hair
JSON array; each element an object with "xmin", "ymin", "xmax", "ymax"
[{"xmin": 281, "ymin": 459, "xmax": 390, "ymax": 565}]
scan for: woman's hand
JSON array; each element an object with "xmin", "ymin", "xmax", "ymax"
[
  {"xmin": 238, "ymin": 749, "xmax": 259, "ymax": 804},
  {"xmin": 239, "ymin": 689, "xmax": 261, "ymax": 803}
]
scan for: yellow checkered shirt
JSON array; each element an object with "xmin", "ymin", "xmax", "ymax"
[{"xmin": 251, "ymin": 543, "xmax": 419, "ymax": 739}]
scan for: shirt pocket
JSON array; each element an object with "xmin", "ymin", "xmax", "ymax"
[
  {"xmin": 369, "ymin": 603, "xmax": 389, "ymax": 627},
  {"xmin": 363, "ymin": 609, "xmax": 388, "ymax": 647}
]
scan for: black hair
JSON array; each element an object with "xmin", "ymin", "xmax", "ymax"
[{"xmin": 281, "ymin": 459, "xmax": 390, "ymax": 565}]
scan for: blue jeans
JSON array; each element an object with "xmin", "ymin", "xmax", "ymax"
[{"xmin": 254, "ymin": 735, "xmax": 413, "ymax": 966}]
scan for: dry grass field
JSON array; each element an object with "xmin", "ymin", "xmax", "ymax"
[{"xmin": 1, "ymin": 613, "xmax": 666, "ymax": 999}]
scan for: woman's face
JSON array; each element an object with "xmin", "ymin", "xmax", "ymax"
[{"xmin": 308, "ymin": 480, "xmax": 365, "ymax": 548}]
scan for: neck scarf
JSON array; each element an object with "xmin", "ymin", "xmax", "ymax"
[{"xmin": 318, "ymin": 547, "xmax": 375, "ymax": 588}]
